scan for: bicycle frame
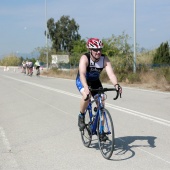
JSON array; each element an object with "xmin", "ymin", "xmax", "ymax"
[
  {"xmin": 85, "ymin": 93, "xmax": 109, "ymax": 135},
  {"xmin": 81, "ymin": 86, "xmax": 121, "ymax": 159}
]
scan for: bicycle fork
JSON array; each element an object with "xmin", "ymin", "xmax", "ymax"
[{"xmin": 99, "ymin": 109, "xmax": 111, "ymax": 134}]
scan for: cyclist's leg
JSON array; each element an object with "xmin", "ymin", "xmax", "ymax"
[
  {"xmin": 38, "ymin": 67, "xmax": 40, "ymax": 75},
  {"xmin": 24, "ymin": 67, "xmax": 26, "ymax": 74},
  {"xmin": 29, "ymin": 67, "xmax": 33, "ymax": 76},
  {"xmin": 99, "ymin": 114, "xmax": 109, "ymax": 141},
  {"xmin": 80, "ymin": 90, "xmax": 89, "ymax": 112},
  {"xmin": 76, "ymin": 77, "xmax": 89, "ymax": 130},
  {"xmin": 27, "ymin": 67, "xmax": 30, "ymax": 75},
  {"xmin": 36, "ymin": 66, "xmax": 40, "ymax": 75}
]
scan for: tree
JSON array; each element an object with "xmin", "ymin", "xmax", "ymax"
[
  {"xmin": 0, "ymin": 55, "xmax": 21, "ymax": 66},
  {"xmin": 71, "ymin": 39, "xmax": 86, "ymax": 54},
  {"xmin": 68, "ymin": 32, "xmax": 134, "ymax": 69},
  {"xmin": 102, "ymin": 32, "xmax": 133, "ymax": 57},
  {"xmin": 102, "ymin": 32, "xmax": 134, "ymax": 72},
  {"xmin": 47, "ymin": 15, "xmax": 81, "ymax": 53},
  {"xmin": 33, "ymin": 47, "xmax": 55, "ymax": 65},
  {"xmin": 70, "ymin": 39, "xmax": 87, "ymax": 66},
  {"xmin": 153, "ymin": 41, "xmax": 170, "ymax": 65}
]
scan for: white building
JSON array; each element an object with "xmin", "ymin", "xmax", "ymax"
[{"xmin": 51, "ymin": 55, "xmax": 69, "ymax": 67}]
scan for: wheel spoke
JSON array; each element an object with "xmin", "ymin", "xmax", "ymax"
[
  {"xmin": 81, "ymin": 124, "xmax": 92, "ymax": 147},
  {"xmin": 97, "ymin": 109, "xmax": 115, "ymax": 159}
]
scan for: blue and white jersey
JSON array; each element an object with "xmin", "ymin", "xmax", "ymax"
[
  {"xmin": 77, "ymin": 53, "xmax": 105, "ymax": 82},
  {"xmin": 86, "ymin": 54, "xmax": 105, "ymax": 81}
]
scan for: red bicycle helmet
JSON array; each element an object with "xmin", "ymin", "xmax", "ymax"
[{"xmin": 86, "ymin": 38, "xmax": 103, "ymax": 49}]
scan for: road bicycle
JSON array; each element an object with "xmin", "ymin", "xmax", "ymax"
[
  {"xmin": 36, "ymin": 66, "xmax": 40, "ymax": 76},
  {"xmin": 27, "ymin": 67, "xmax": 33, "ymax": 76},
  {"xmin": 80, "ymin": 86, "xmax": 121, "ymax": 159}
]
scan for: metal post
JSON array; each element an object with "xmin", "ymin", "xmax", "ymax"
[
  {"xmin": 45, "ymin": 0, "xmax": 48, "ymax": 69},
  {"xmin": 133, "ymin": 0, "xmax": 136, "ymax": 73}
]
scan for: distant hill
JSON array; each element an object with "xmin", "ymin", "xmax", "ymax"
[
  {"xmin": 0, "ymin": 52, "xmax": 40, "ymax": 59},
  {"xmin": 17, "ymin": 52, "xmax": 40, "ymax": 59}
]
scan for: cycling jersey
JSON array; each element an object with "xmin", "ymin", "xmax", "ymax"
[
  {"xmin": 76, "ymin": 53, "xmax": 105, "ymax": 96},
  {"xmin": 34, "ymin": 61, "xmax": 40, "ymax": 67},
  {"xmin": 28, "ymin": 62, "xmax": 33, "ymax": 68},
  {"xmin": 77, "ymin": 52, "xmax": 105, "ymax": 81}
]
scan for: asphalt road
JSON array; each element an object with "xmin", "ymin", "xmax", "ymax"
[{"xmin": 0, "ymin": 68, "xmax": 170, "ymax": 170}]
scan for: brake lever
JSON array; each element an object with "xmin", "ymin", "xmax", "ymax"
[
  {"xmin": 113, "ymin": 89, "xmax": 119, "ymax": 100},
  {"xmin": 113, "ymin": 86, "xmax": 122, "ymax": 100}
]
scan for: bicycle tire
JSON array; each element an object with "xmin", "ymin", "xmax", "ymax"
[
  {"xmin": 80, "ymin": 123, "xmax": 92, "ymax": 147},
  {"xmin": 37, "ymin": 69, "xmax": 40, "ymax": 76},
  {"xmin": 80, "ymin": 112, "xmax": 92, "ymax": 147},
  {"xmin": 97, "ymin": 109, "xmax": 115, "ymax": 159}
]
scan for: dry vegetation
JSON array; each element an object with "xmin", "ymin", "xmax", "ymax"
[
  {"xmin": 41, "ymin": 49, "xmax": 170, "ymax": 92},
  {"xmin": 42, "ymin": 68, "xmax": 78, "ymax": 80},
  {"xmin": 124, "ymin": 71, "xmax": 170, "ymax": 91},
  {"xmin": 42, "ymin": 68, "xmax": 170, "ymax": 92}
]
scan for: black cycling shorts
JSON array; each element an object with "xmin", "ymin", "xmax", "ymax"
[{"xmin": 87, "ymin": 79, "xmax": 103, "ymax": 97}]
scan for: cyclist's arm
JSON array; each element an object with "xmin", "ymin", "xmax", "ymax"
[
  {"xmin": 79, "ymin": 55, "xmax": 89, "ymax": 95},
  {"xmin": 104, "ymin": 56, "xmax": 118, "ymax": 86}
]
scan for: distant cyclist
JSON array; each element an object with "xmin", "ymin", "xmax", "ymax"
[
  {"xmin": 22, "ymin": 61, "xmax": 26, "ymax": 74},
  {"xmin": 76, "ymin": 38, "xmax": 122, "ymax": 138},
  {"xmin": 25, "ymin": 60, "xmax": 29, "ymax": 75},
  {"xmin": 27, "ymin": 61, "xmax": 33, "ymax": 76},
  {"xmin": 34, "ymin": 60, "xmax": 40, "ymax": 76}
]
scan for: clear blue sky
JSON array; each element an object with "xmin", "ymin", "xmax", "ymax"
[{"xmin": 0, "ymin": 0, "xmax": 170, "ymax": 56}]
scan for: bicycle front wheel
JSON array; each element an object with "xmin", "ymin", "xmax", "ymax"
[{"xmin": 97, "ymin": 109, "xmax": 115, "ymax": 159}]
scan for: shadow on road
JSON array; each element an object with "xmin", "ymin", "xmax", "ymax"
[
  {"xmin": 89, "ymin": 135, "xmax": 157, "ymax": 161},
  {"xmin": 111, "ymin": 136, "xmax": 157, "ymax": 161}
]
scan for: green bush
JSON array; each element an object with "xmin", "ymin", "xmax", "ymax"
[{"xmin": 153, "ymin": 41, "xmax": 170, "ymax": 64}]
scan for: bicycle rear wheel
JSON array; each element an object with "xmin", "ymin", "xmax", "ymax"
[
  {"xmin": 37, "ymin": 69, "xmax": 40, "ymax": 76},
  {"xmin": 81, "ymin": 123, "xmax": 92, "ymax": 147},
  {"xmin": 97, "ymin": 109, "xmax": 115, "ymax": 159},
  {"xmin": 80, "ymin": 112, "xmax": 92, "ymax": 147}
]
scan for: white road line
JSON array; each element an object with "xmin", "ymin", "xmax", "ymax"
[
  {"xmin": 13, "ymin": 87, "xmax": 76, "ymax": 119},
  {"xmin": 137, "ymin": 147, "xmax": 170, "ymax": 164},
  {"xmin": 0, "ymin": 126, "xmax": 12, "ymax": 152},
  {"xmin": 2, "ymin": 75, "xmax": 170, "ymax": 165},
  {"xmin": 104, "ymin": 83, "xmax": 170, "ymax": 95},
  {"xmin": 118, "ymin": 137, "xmax": 170, "ymax": 164},
  {"xmin": 3, "ymin": 75, "xmax": 170, "ymax": 127},
  {"xmin": 0, "ymin": 126, "xmax": 20, "ymax": 169},
  {"xmin": 106, "ymin": 103, "xmax": 170, "ymax": 127}
]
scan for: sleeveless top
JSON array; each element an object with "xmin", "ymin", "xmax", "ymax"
[{"xmin": 77, "ymin": 52, "xmax": 105, "ymax": 82}]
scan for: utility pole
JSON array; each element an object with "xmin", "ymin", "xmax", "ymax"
[
  {"xmin": 133, "ymin": 0, "xmax": 136, "ymax": 73},
  {"xmin": 45, "ymin": 0, "xmax": 48, "ymax": 69}
]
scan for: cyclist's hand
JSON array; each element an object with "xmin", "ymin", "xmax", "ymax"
[
  {"xmin": 84, "ymin": 86, "xmax": 90, "ymax": 101},
  {"xmin": 84, "ymin": 86, "xmax": 90, "ymax": 95},
  {"xmin": 115, "ymin": 84, "xmax": 122, "ymax": 97}
]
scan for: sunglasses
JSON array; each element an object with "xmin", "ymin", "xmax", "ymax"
[{"xmin": 92, "ymin": 48, "xmax": 102, "ymax": 52}]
